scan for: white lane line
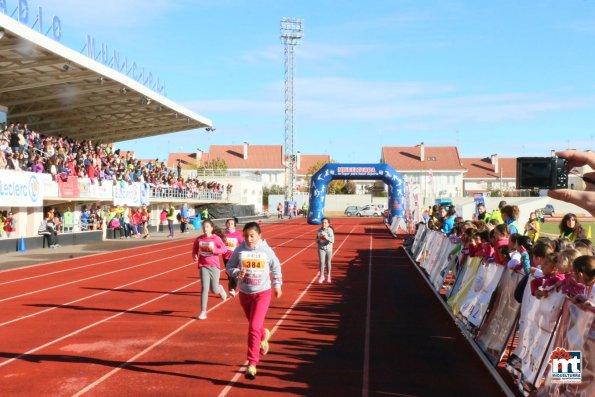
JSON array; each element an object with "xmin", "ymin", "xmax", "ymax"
[
  {"xmin": 362, "ymin": 225, "xmax": 373, "ymax": 397},
  {"xmin": 0, "ymin": 280, "xmax": 200, "ymax": 369},
  {"xmin": 0, "ymin": 242, "xmax": 191, "ymax": 286},
  {"xmin": 71, "ymin": 296, "xmax": 230, "ymax": 397},
  {"xmin": 217, "ymin": 224, "xmax": 358, "ymax": 397},
  {"xmin": 0, "ymin": 262, "xmax": 194, "ymax": 328},
  {"xmin": 0, "ymin": 222, "xmax": 289, "ymax": 277},
  {"xmin": 0, "ymin": 252, "xmax": 189, "ymax": 303},
  {"xmin": 0, "ymin": 237, "xmax": 194, "ymax": 274},
  {"xmin": 73, "ymin": 224, "xmax": 324, "ymax": 396}
]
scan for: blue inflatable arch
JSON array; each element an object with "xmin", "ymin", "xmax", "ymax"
[{"xmin": 307, "ymin": 163, "xmax": 406, "ymax": 225}]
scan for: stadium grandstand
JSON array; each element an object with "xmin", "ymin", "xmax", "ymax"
[{"xmin": 0, "ymin": 11, "xmax": 225, "ymax": 251}]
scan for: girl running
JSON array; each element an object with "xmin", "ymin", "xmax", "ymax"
[
  {"xmin": 225, "ymin": 222, "xmax": 283, "ymax": 380},
  {"xmin": 316, "ymin": 217, "xmax": 335, "ymax": 283},
  {"xmin": 192, "ymin": 219, "xmax": 228, "ymax": 320},
  {"xmin": 223, "ymin": 218, "xmax": 244, "ymax": 297}
]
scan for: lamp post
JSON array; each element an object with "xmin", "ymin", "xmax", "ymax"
[{"xmin": 280, "ymin": 17, "xmax": 303, "ymax": 202}]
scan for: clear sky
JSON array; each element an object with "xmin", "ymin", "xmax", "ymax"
[{"xmin": 25, "ymin": 1, "xmax": 595, "ymax": 161}]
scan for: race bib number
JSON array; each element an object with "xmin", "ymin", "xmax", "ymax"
[
  {"xmin": 226, "ymin": 237, "xmax": 238, "ymax": 251},
  {"xmin": 240, "ymin": 251, "xmax": 267, "ymax": 286},
  {"xmin": 199, "ymin": 241, "xmax": 215, "ymax": 256}
]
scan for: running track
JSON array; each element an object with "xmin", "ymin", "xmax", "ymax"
[{"xmin": 0, "ymin": 218, "xmax": 509, "ymax": 396}]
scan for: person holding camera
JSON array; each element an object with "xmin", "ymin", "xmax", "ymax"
[{"xmin": 548, "ymin": 149, "xmax": 595, "ymax": 216}]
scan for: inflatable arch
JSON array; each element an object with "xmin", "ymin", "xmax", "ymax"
[{"xmin": 307, "ymin": 163, "xmax": 406, "ymax": 225}]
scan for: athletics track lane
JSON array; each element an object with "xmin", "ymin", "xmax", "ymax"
[{"xmin": 0, "ymin": 219, "xmax": 510, "ymax": 396}]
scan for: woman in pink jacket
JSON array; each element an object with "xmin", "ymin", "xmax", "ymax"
[{"xmin": 192, "ymin": 219, "xmax": 228, "ymax": 320}]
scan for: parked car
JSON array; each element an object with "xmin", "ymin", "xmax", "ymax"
[
  {"xmin": 540, "ymin": 204, "xmax": 555, "ymax": 216},
  {"xmin": 356, "ymin": 204, "xmax": 382, "ymax": 217},
  {"xmin": 344, "ymin": 206, "xmax": 361, "ymax": 216}
]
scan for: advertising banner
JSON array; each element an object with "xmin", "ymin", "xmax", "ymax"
[
  {"xmin": 476, "ymin": 269, "xmax": 523, "ymax": 365},
  {"xmin": 58, "ymin": 176, "xmax": 80, "ymax": 198},
  {"xmin": 513, "ymin": 289, "xmax": 566, "ymax": 390},
  {"xmin": 79, "ymin": 178, "xmax": 113, "ymax": 199},
  {"xmin": 459, "ymin": 262, "xmax": 505, "ymax": 327},
  {"xmin": 447, "ymin": 257, "xmax": 482, "ymax": 315},
  {"xmin": 0, "ymin": 170, "xmax": 44, "ymax": 207},
  {"xmin": 113, "ymin": 182, "xmax": 141, "ymax": 207},
  {"xmin": 536, "ymin": 300, "xmax": 594, "ymax": 396}
]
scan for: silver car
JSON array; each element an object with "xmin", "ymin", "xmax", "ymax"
[
  {"xmin": 344, "ymin": 206, "xmax": 361, "ymax": 216},
  {"xmin": 357, "ymin": 204, "xmax": 382, "ymax": 217}
]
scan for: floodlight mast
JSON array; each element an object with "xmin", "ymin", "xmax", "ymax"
[{"xmin": 280, "ymin": 17, "xmax": 303, "ymax": 202}]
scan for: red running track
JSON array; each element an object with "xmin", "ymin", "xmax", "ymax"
[{"xmin": 0, "ymin": 218, "xmax": 510, "ymax": 397}]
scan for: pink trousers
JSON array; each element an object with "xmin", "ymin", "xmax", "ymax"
[{"xmin": 239, "ymin": 288, "xmax": 272, "ymax": 365}]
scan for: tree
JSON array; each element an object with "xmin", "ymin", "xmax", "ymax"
[
  {"xmin": 197, "ymin": 157, "xmax": 227, "ymax": 171},
  {"xmin": 263, "ymin": 184, "xmax": 286, "ymax": 207},
  {"xmin": 305, "ymin": 160, "xmax": 355, "ymax": 194}
]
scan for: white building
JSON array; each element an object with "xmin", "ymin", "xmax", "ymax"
[{"xmin": 381, "ymin": 143, "xmax": 467, "ymax": 209}]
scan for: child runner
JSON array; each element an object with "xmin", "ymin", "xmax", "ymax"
[
  {"xmin": 223, "ymin": 218, "xmax": 244, "ymax": 297},
  {"xmin": 225, "ymin": 222, "xmax": 283, "ymax": 380},
  {"xmin": 192, "ymin": 219, "xmax": 228, "ymax": 320},
  {"xmin": 316, "ymin": 217, "xmax": 335, "ymax": 283}
]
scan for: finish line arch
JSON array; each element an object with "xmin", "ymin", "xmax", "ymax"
[{"xmin": 307, "ymin": 163, "xmax": 405, "ymax": 225}]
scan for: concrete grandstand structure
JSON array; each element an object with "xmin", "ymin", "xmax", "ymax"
[{"xmin": 0, "ymin": 11, "xmax": 218, "ymax": 248}]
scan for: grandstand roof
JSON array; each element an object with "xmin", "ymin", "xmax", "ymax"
[
  {"xmin": 0, "ymin": 14, "xmax": 211, "ymax": 143},
  {"xmin": 381, "ymin": 145, "xmax": 467, "ymax": 171},
  {"xmin": 461, "ymin": 157, "xmax": 517, "ymax": 179}
]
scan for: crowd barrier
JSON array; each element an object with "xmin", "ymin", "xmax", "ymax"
[{"xmin": 408, "ymin": 225, "xmax": 594, "ymax": 396}]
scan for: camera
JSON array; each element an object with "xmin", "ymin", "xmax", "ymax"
[{"xmin": 516, "ymin": 157, "xmax": 568, "ymax": 189}]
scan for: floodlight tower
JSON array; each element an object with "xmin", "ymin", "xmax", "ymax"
[{"xmin": 280, "ymin": 17, "xmax": 303, "ymax": 202}]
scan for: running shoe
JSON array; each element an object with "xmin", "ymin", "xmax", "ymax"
[
  {"xmin": 229, "ymin": 289, "xmax": 237, "ymax": 298},
  {"xmin": 326, "ymin": 275, "xmax": 331, "ymax": 283},
  {"xmin": 260, "ymin": 328, "xmax": 271, "ymax": 355},
  {"xmin": 318, "ymin": 275, "xmax": 324, "ymax": 284},
  {"xmin": 197, "ymin": 311, "xmax": 207, "ymax": 320},
  {"xmin": 245, "ymin": 365, "xmax": 257, "ymax": 380}
]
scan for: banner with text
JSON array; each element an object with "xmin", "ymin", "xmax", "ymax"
[
  {"xmin": 113, "ymin": 182, "xmax": 141, "ymax": 207},
  {"xmin": 0, "ymin": 170, "xmax": 44, "ymax": 207},
  {"xmin": 58, "ymin": 176, "xmax": 80, "ymax": 198}
]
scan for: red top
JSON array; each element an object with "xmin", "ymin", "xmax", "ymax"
[
  {"xmin": 223, "ymin": 230, "xmax": 244, "ymax": 260},
  {"xmin": 192, "ymin": 235, "xmax": 227, "ymax": 268}
]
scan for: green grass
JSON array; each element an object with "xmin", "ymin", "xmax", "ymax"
[{"xmin": 539, "ymin": 221, "xmax": 595, "ymax": 243}]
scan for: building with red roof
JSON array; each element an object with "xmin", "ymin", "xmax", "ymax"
[
  {"xmin": 381, "ymin": 143, "xmax": 467, "ymax": 205},
  {"xmin": 167, "ymin": 144, "xmax": 331, "ymax": 188},
  {"xmin": 460, "ymin": 155, "xmax": 517, "ymax": 195}
]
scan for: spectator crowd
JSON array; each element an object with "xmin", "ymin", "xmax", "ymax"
[{"xmin": 0, "ymin": 122, "xmax": 231, "ymax": 197}]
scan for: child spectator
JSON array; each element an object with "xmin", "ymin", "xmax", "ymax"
[
  {"xmin": 507, "ymin": 234, "xmax": 532, "ymax": 275},
  {"xmin": 523, "ymin": 212, "xmax": 540, "ymax": 243},
  {"xmin": 530, "ymin": 253, "xmax": 564, "ymax": 299},
  {"xmin": 569, "ymin": 256, "xmax": 595, "ymax": 312}
]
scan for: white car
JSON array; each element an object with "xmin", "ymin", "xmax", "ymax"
[{"xmin": 356, "ymin": 205, "xmax": 382, "ymax": 217}]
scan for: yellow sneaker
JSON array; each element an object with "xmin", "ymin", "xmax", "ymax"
[
  {"xmin": 245, "ymin": 365, "xmax": 257, "ymax": 380},
  {"xmin": 260, "ymin": 328, "xmax": 271, "ymax": 355}
]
